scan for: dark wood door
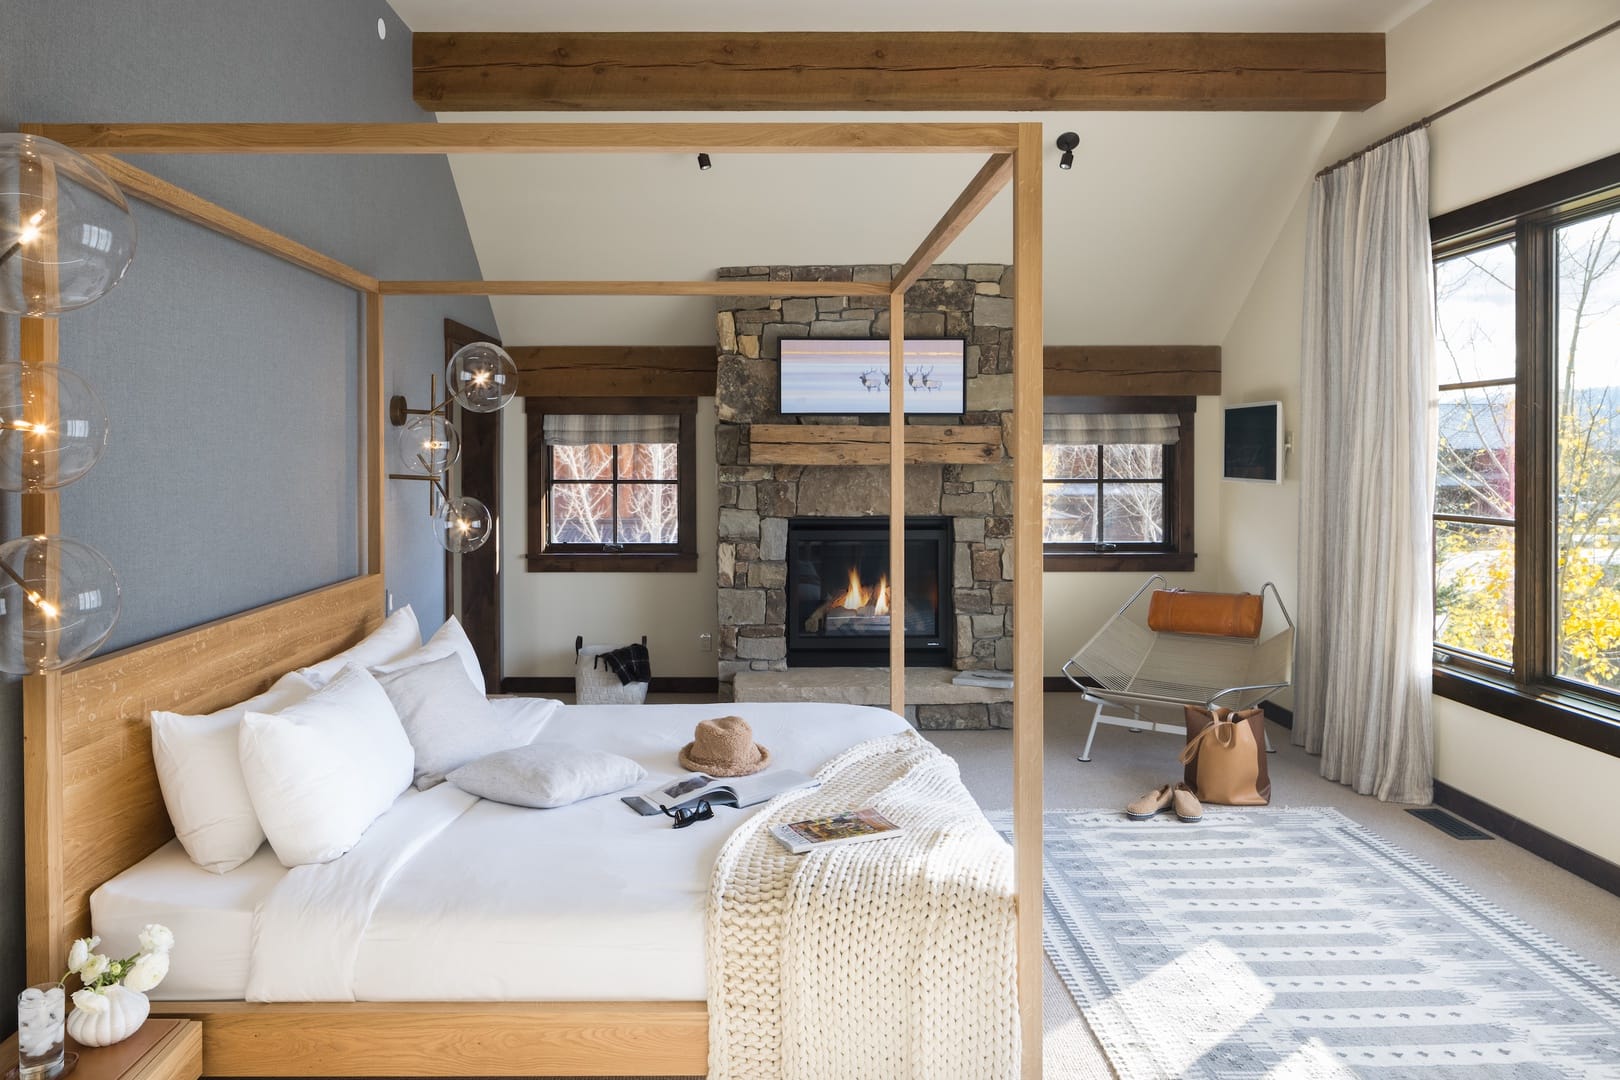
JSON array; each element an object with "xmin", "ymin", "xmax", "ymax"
[{"xmin": 445, "ymin": 318, "xmax": 503, "ymax": 690}]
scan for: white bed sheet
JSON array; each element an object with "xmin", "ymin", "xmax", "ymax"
[
  {"xmin": 89, "ymin": 839, "xmax": 285, "ymax": 1000},
  {"xmin": 93, "ymin": 698, "xmax": 910, "ymax": 1001}
]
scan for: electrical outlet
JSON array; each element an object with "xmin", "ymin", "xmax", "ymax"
[
  {"xmin": 698, "ymin": 632, "xmax": 713, "ymax": 653},
  {"xmin": 385, "ymin": 590, "xmax": 395, "ymax": 613}
]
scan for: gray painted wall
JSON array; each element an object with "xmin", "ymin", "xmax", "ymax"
[{"xmin": 0, "ymin": 0, "xmax": 495, "ymax": 1024}]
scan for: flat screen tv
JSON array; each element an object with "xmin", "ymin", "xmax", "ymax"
[
  {"xmin": 779, "ymin": 339, "xmax": 966, "ymax": 415},
  {"xmin": 1223, "ymin": 400, "xmax": 1284, "ymax": 484}
]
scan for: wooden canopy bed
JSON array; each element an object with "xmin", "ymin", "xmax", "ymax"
[{"xmin": 19, "ymin": 121, "xmax": 1045, "ymax": 1078}]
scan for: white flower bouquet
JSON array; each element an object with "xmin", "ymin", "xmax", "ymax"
[{"xmin": 61, "ymin": 924, "xmax": 173, "ymax": 1014}]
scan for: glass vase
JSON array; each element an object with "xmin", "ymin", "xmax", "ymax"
[{"xmin": 16, "ymin": 982, "xmax": 65, "ymax": 1080}]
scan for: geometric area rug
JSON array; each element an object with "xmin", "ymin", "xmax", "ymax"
[{"xmin": 993, "ymin": 807, "xmax": 1620, "ymax": 1079}]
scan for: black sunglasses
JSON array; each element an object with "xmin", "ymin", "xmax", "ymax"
[{"xmin": 660, "ymin": 800, "xmax": 715, "ymax": 829}]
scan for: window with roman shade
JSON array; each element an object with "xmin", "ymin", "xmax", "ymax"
[
  {"xmin": 1042, "ymin": 397, "xmax": 1195, "ymax": 572},
  {"xmin": 526, "ymin": 397, "xmax": 697, "ymax": 572}
]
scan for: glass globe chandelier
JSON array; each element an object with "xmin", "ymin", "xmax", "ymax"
[
  {"xmin": 0, "ymin": 133, "xmax": 131, "ymax": 674},
  {"xmin": 388, "ymin": 341, "xmax": 519, "ymax": 553},
  {"xmin": 0, "ymin": 133, "xmax": 137, "ymax": 317},
  {"xmin": 0, "ymin": 535, "xmax": 121, "ymax": 675},
  {"xmin": 0, "ymin": 362, "xmax": 110, "ymax": 491}
]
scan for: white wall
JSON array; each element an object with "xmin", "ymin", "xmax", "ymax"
[
  {"xmin": 502, "ymin": 397, "xmax": 721, "ymax": 677},
  {"xmin": 1218, "ymin": 0, "xmax": 1620, "ymax": 858},
  {"xmin": 1042, "ymin": 395, "xmax": 1226, "ymax": 673}
]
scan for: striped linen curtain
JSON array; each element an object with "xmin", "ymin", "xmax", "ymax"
[
  {"xmin": 541, "ymin": 414, "xmax": 679, "ymax": 446},
  {"xmin": 1296, "ymin": 128, "xmax": 1436, "ymax": 804},
  {"xmin": 1042, "ymin": 413, "xmax": 1180, "ymax": 445}
]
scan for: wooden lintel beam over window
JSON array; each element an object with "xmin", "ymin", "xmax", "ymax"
[
  {"xmin": 509, "ymin": 345, "xmax": 717, "ymax": 398},
  {"xmin": 413, "ymin": 32, "xmax": 1385, "ymax": 112},
  {"xmin": 1044, "ymin": 345, "xmax": 1221, "ymax": 397}
]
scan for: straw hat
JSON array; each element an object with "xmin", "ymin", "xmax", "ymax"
[{"xmin": 678, "ymin": 715, "xmax": 771, "ymax": 777}]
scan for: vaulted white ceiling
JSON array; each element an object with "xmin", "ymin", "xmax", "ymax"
[{"xmin": 389, "ymin": 1, "xmax": 1431, "ymax": 348}]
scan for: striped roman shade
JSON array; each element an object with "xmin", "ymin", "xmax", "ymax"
[
  {"xmin": 541, "ymin": 414, "xmax": 681, "ymax": 446},
  {"xmin": 1043, "ymin": 413, "xmax": 1180, "ymax": 446}
]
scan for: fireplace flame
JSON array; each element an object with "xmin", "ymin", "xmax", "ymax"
[
  {"xmin": 841, "ymin": 566, "xmax": 865, "ymax": 610},
  {"xmin": 833, "ymin": 567, "xmax": 890, "ymax": 615}
]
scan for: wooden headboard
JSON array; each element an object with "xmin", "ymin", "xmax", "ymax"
[{"xmin": 23, "ymin": 574, "xmax": 385, "ymax": 982}]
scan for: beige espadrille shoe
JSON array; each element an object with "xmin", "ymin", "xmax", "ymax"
[
  {"xmin": 1125, "ymin": 784, "xmax": 1176, "ymax": 820},
  {"xmin": 1171, "ymin": 783, "xmax": 1203, "ymax": 822}
]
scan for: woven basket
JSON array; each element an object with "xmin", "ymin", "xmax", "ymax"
[{"xmin": 574, "ymin": 638, "xmax": 649, "ymax": 705}]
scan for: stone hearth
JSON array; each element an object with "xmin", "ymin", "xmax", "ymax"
[
  {"xmin": 732, "ymin": 667, "xmax": 1012, "ymax": 730},
  {"xmin": 714, "ymin": 263, "xmax": 1016, "ymax": 729}
]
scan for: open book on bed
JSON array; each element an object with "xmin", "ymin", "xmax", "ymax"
[{"xmin": 622, "ymin": 769, "xmax": 819, "ymax": 816}]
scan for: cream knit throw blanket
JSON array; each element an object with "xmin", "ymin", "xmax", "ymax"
[{"xmin": 705, "ymin": 730, "xmax": 1019, "ymax": 1080}]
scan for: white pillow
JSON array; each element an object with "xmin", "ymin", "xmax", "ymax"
[
  {"xmin": 151, "ymin": 671, "xmax": 317, "ymax": 874},
  {"xmin": 371, "ymin": 615, "xmax": 484, "ymax": 695},
  {"xmin": 447, "ymin": 742, "xmax": 647, "ymax": 809},
  {"xmin": 239, "ymin": 665, "xmax": 414, "ymax": 867},
  {"xmin": 297, "ymin": 605, "xmax": 421, "ymax": 688},
  {"xmin": 373, "ymin": 653, "xmax": 519, "ymax": 790}
]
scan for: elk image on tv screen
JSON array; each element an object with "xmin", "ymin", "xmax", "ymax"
[
  {"xmin": 779, "ymin": 339, "xmax": 965, "ymax": 414},
  {"xmin": 1223, "ymin": 400, "xmax": 1284, "ymax": 484}
]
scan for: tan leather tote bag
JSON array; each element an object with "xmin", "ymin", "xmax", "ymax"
[{"xmin": 1179, "ymin": 706, "xmax": 1271, "ymax": 805}]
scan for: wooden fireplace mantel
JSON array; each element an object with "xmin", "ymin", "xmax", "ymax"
[{"xmin": 749, "ymin": 423, "xmax": 1003, "ymax": 465}]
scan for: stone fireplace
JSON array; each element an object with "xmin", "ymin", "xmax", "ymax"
[{"xmin": 714, "ymin": 263, "xmax": 1015, "ymax": 728}]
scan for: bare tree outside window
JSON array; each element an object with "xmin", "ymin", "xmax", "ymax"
[
  {"xmin": 1043, "ymin": 442, "xmax": 1165, "ymax": 545},
  {"xmin": 549, "ymin": 440, "xmax": 679, "ymax": 546}
]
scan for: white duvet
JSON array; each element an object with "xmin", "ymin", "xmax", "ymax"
[{"xmin": 93, "ymin": 699, "xmax": 910, "ymax": 1002}]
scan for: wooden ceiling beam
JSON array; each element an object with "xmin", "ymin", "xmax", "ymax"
[
  {"xmin": 32, "ymin": 122, "xmax": 1019, "ymax": 155},
  {"xmin": 892, "ymin": 155, "xmax": 1013, "ymax": 295},
  {"xmin": 413, "ymin": 32, "xmax": 1385, "ymax": 113}
]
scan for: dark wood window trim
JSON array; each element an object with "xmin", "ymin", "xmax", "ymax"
[
  {"xmin": 525, "ymin": 396, "xmax": 698, "ymax": 573},
  {"xmin": 1042, "ymin": 395, "xmax": 1196, "ymax": 573},
  {"xmin": 1431, "ymin": 152, "xmax": 1620, "ymax": 760}
]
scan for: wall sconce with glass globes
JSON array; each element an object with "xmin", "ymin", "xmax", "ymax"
[
  {"xmin": 388, "ymin": 341, "xmax": 518, "ymax": 553},
  {"xmin": 0, "ymin": 133, "xmax": 135, "ymax": 675}
]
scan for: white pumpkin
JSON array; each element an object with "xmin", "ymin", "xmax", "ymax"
[{"xmin": 65, "ymin": 985, "xmax": 149, "ymax": 1047}]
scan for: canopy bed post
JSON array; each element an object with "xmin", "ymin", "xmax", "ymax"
[
  {"xmin": 887, "ymin": 292, "xmax": 906, "ymax": 713},
  {"xmin": 1011, "ymin": 121, "xmax": 1046, "ymax": 1078},
  {"xmin": 366, "ymin": 290, "xmax": 385, "ymax": 576},
  {"xmin": 16, "ymin": 129, "xmax": 67, "ymax": 983}
]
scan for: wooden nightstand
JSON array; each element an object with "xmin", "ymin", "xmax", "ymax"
[{"xmin": 3, "ymin": 1019, "xmax": 201, "ymax": 1080}]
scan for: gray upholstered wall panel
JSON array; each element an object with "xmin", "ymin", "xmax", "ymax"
[
  {"xmin": 55, "ymin": 201, "xmax": 363, "ymax": 649},
  {"xmin": 0, "ymin": 0, "xmax": 495, "ymax": 1025}
]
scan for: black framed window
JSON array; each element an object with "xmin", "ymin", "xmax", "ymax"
[
  {"xmin": 1042, "ymin": 396, "xmax": 1195, "ymax": 573},
  {"xmin": 1430, "ymin": 150, "xmax": 1620, "ymax": 756},
  {"xmin": 525, "ymin": 397, "xmax": 698, "ymax": 573}
]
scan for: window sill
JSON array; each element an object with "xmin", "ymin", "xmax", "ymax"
[
  {"xmin": 1433, "ymin": 666, "xmax": 1620, "ymax": 759},
  {"xmin": 1044, "ymin": 551, "xmax": 1195, "ymax": 573},
  {"xmin": 526, "ymin": 551, "xmax": 698, "ymax": 574}
]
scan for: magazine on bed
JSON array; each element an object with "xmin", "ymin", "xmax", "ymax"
[
  {"xmin": 621, "ymin": 769, "xmax": 820, "ymax": 817},
  {"xmin": 769, "ymin": 808, "xmax": 905, "ymax": 854}
]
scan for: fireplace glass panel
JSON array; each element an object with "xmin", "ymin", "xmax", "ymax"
[
  {"xmin": 795, "ymin": 538, "xmax": 939, "ymax": 638},
  {"xmin": 786, "ymin": 517, "xmax": 951, "ymax": 666}
]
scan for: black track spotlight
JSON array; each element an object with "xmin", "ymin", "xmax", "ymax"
[
  {"xmin": 1056, "ymin": 132, "xmax": 1078, "ymax": 171},
  {"xmin": 697, "ymin": 153, "xmax": 712, "ymax": 171}
]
